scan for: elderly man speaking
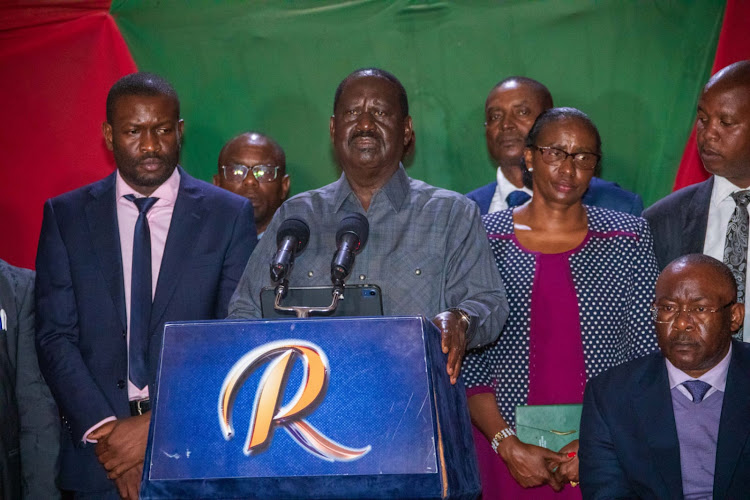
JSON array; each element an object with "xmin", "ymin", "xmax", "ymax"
[{"xmin": 228, "ymin": 68, "xmax": 508, "ymax": 383}]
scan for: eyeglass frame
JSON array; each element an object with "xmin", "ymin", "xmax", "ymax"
[
  {"xmin": 650, "ymin": 301, "xmax": 736, "ymax": 324},
  {"xmin": 530, "ymin": 146, "xmax": 601, "ymax": 170},
  {"xmin": 220, "ymin": 164, "xmax": 282, "ymax": 183}
]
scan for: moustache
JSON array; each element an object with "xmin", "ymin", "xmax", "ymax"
[
  {"xmin": 496, "ymin": 134, "xmax": 524, "ymax": 143},
  {"xmin": 137, "ymin": 152, "xmax": 167, "ymax": 162},
  {"xmin": 349, "ymin": 130, "xmax": 380, "ymax": 144},
  {"xmin": 668, "ymin": 333, "xmax": 700, "ymax": 346}
]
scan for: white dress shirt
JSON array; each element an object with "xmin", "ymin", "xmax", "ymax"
[
  {"xmin": 704, "ymin": 176, "xmax": 750, "ymax": 343},
  {"xmin": 488, "ymin": 167, "xmax": 533, "ymax": 213}
]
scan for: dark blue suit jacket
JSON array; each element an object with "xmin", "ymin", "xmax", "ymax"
[
  {"xmin": 642, "ymin": 177, "xmax": 712, "ymax": 270},
  {"xmin": 579, "ymin": 340, "xmax": 750, "ymax": 499},
  {"xmin": 466, "ymin": 176, "xmax": 644, "ymax": 216},
  {"xmin": 35, "ymin": 167, "xmax": 256, "ymax": 492}
]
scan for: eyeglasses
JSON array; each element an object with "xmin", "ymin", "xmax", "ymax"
[
  {"xmin": 531, "ymin": 146, "xmax": 601, "ymax": 171},
  {"xmin": 650, "ymin": 301, "xmax": 735, "ymax": 324},
  {"xmin": 221, "ymin": 164, "xmax": 281, "ymax": 183}
]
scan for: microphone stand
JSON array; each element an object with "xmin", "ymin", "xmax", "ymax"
[{"xmin": 273, "ymin": 285, "xmax": 342, "ymax": 318}]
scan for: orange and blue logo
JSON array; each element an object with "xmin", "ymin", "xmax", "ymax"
[{"xmin": 218, "ymin": 339, "xmax": 371, "ymax": 462}]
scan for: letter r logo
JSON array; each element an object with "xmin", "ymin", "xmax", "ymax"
[{"xmin": 218, "ymin": 340, "xmax": 370, "ymax": 462}]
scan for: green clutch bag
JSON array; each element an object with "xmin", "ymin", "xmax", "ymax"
[{"xmin": 515, "ymin": 404, "xmax": 583, "ymax": 451}]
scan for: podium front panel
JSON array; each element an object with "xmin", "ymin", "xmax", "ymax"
[{"xmin": 141, "ymin": 316, "xmax": 480, "ymax": 499}]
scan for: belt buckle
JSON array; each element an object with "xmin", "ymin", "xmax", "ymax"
[{"xmin": 131, "ymin": 398, "xmax": 150, "ymax": 416}]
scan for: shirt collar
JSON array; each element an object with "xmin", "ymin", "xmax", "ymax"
[
  {"xmin": 710, "ymin": 175, "xmax": 748, "ymax": 209},
  {"xmin": 333, "ymin": 163, "xmax": 410, "ymax": 213},
  {"xmin": 116, "ymin": 167, "xmax": 181, "ymax": 206},
  {"xmin": 665, "ymin": 342, "xmax": 732, "ymax": 392},
  {"xmin": 496, "ymin": 166, "xmax": 532, "ymax": 200}
]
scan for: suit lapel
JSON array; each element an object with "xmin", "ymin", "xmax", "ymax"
[
  {"xmin": 149, "ymin": 170, "xmax": 206, "ymax": 332},
  {"xmin": 683, "ymin": 177, "xmax": 713, "ymax": 255},
  {"xmin": 714, "ymin": 342, "xmax": 750, "ymax": 498},
  {"xmin": 633, "ymin": 356, "xmax": 684, "ymax": 497},
  {"xmin": 85, "ymin": 173, "xmax": 126, "ymax": 332}
]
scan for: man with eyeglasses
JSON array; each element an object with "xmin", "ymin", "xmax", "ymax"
[
  {"xmin": 466, "ymin": 76, "xmax": 643, "ymax": 214},
  {"xmin": 214, "ymin": 132, "xmax": 290, "ymax": 239},
  {"xmin": 645, "ymin": 61, "xmax": 750, "ymax": 341},
  {"xmin": 579, "ymin": 254, "xmax": 750, "ymax": 499}
]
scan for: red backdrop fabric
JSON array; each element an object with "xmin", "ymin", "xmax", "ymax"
[
  {"xmin": 0, "ymin": 4, "xmax": 137, "ymax": 269},
  {"xmin": 673, "ymin": 0, "xmax": 750, "ymax": 191}
]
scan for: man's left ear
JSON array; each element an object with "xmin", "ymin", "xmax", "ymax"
[
  {"xmin": 729, "ymin": 302, "xmax": 745, "ymax": 333},
  {"xmin": 177, "ymin": 119, "xmax": 185, "ymax": 140}
]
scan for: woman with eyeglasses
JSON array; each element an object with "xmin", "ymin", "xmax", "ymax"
[{"xmin": 463, "ymin": 107, "xmax": 659, "ymax": 499}]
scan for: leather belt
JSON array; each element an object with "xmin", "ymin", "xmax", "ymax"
[{"xmin": 129, "ymin": 398, "xmax": 151, "ymax": 416}]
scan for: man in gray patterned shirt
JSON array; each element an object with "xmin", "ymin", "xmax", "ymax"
[{"xmin": 229, "ymin": 68, "xmax": 508, "ymax": 383}]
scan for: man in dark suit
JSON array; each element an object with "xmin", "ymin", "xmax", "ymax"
[
  {"xmin": 644, "ymin": 61, "xmax": 750, "ymax": 341},
  {"xmin": 579, "ymin": 254, "xmax": 750, "ymax": 499},
  {"xmin": 35, "ymin": 73, "xmax": 256, "ymax": 499},
  {"xmin": 644, "ymin": 63, "xmax": 750, "ymax": 254},
  {"xmin": 1, "ymin": 259, "xmax": 60, "ymax": 499},
  {"xmin": 466, "ymin": 77, "xmax": 643, "ymax": 215}
]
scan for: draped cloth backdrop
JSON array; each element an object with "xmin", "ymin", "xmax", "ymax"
[
  {"xmin": 0, "ymin": 1, "xmax": 136, "ymax": 269},
  {"xmin": 673, "ymin": 0, "xmax": 750, "ymax": 190},
  {"xmin": 0, "ymin": 0, "xmax": 743, "ymax": 269}
]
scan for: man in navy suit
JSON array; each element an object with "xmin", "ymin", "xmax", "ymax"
[
  {"xmin": 579, "ymin": 254, "xmax": 750, "ymax": 499},
  {"xmin": 466, "ymin": 77, "xmax": 643, "ymax": 215},
  {"xmin": 35, "ymin": 73, "xmax": 256, "ymax": 499}
]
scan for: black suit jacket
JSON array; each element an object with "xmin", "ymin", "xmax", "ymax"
[
  {"xmin": 579, "ymin": 340, "xmax": 750, "ymax": 499},
  {"xmin": 35, "ymin": 167, "xmax": 256, "ymax": 492},
  {"xmin": 642, "ymin": 177, "xmax": 713, "ymax": 270}
]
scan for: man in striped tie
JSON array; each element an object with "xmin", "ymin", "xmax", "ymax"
[{"xmin": 645, "ymin": 60, "xmax": 750, "ymax": 342}]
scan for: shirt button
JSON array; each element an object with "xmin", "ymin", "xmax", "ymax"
[
  {"xmin": 359, "ymin": 274, "xmax": 366, "ymax": 280},
  {"xmin": 122, "ymin": 330, "xmax": 126, "ymax": 338},
  {"xmin": 308, "ymin": 271, "xmax": 314, "ymax": 277},
  {"xmin": 415, "ymin": 268, "xmax": 422, "ymax": 276},
  {"xmin": 117, "ymin": 380, "xmax": 126, "ymax": 389}
]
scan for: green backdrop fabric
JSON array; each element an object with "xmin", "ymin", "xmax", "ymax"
[{"xmin": 110, "ymin": 0, "xmax": 724, "ymax": 207}]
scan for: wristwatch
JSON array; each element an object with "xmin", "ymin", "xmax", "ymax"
[
  {"xmin": 447, "ymin": 307, "xmax": 471, "ymax": 331},
  {"xmin": 491, "ymin": 427, "xmax": 516, "ymax": 454}
]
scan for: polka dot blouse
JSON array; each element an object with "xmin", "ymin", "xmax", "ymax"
[{"xmin": 463, "ymin": 205, "xmax": 660, "ymax": 427}]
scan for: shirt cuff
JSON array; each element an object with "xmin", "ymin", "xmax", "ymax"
[
  {"xmin": 466, "ymin": 385, "xmax": 494, "ymax": 398},
  {"xmin": 83, "ymin": 416, "xmax": 117, "ymax": 444}
]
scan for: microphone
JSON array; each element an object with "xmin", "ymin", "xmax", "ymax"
[
  {"xmin": 331, "ymin": 213, "xmax": 369, "ymax": 286},
  {"xmin": 270, "ymin": 218, "xmax": 310, "ymax": 284}
]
